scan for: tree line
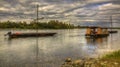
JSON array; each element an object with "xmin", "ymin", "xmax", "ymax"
[{"xmin": 0, "ymin": 20, "xmax": 75, "ymax": 29}]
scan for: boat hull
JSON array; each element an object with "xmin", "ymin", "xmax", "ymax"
[
  {"xmin": 8, "ymin": 33, "xmax": 56, "ymax": 38},
  {"xmin": 85, "ymin": 34, "xmax": 109, "ymax": 38}
]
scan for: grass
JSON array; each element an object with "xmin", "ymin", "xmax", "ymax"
[
  {"xmin": 102, "ymin": 50, "xmax": 120, "ymax": 59},
  {"xmin": 101, "ymin": 50, "xmax": 120, "ymax": 62}
]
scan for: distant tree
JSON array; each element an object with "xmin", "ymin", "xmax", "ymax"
[{"xmin": 0, "ymin": 20, "xmax": 76, "ymax": 29}]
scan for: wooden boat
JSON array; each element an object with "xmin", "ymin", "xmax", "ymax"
[
  {"xmin": 85, "ymin": 27, "xmax": 109, "ymax": 38},
  {"xmin": 5, "ymin": 32, "xmax": 56, "ymax": 38},
  {"xmin": 108, "ymin": 30, "xmax": 118, "ymax": 33},
  {"xmin": 85, "ymin": 34, "xmax": 109, "ymax": 38}
]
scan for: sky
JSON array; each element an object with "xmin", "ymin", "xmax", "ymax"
[{"xmin": 0, "ymin": 0, "xmax": 120, "ymax": 26}]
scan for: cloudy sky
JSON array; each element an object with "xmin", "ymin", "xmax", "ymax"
[{"xmin": 0, "ymin": 0, "xmax": 120, "ymax": 26}]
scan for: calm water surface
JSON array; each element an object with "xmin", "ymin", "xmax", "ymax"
[{"xmin": 0, "ymin": 29, "xmax": 120, "ymax": 67}]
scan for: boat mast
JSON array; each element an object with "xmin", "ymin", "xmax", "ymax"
[
  {"xmin": 36, "ymin": 5, "xmax": 39, "ymax": 33},
  {"xmin": 110, "ymin": 15, "xmax": 113, "ymax": 31},
  {"xmin": 36, "ymin": 4, "xmax": 39, "ymax": 65}
]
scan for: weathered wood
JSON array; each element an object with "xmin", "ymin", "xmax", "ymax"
[
  {"xmin": 85, "ymin": 34, "xmax": 109, "ymax": 38},
  {"xmin": 85, "ymin": 27, "xmax": 109, "ymax": 38},
  {"xmin": 6, "ymin": 32, "xmax": 56, "ymax": 38}
]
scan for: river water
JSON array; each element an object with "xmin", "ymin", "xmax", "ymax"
[{"xmin": 0, "ymin": 29, "xmax": 120, "ymax": 67}]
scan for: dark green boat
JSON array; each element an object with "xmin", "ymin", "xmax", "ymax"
[{"xmin": 5, "ymin": 32, "xmax": 56, "ymax": 38}]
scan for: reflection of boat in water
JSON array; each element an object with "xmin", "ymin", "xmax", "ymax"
[
  {"xmin": 86, "ymin": 37, "xmax": 107, "ymax": 44},
  {"xmin": 85, "ymin": 36, "xmax": 108, "ymax": 57},
  {"xmin": 5, "ymin": 32, "xmax": 56, "ymax": 38},
  {"xmin": 85, "ymin": 27, "xmax": 109, "ymax": 38}
]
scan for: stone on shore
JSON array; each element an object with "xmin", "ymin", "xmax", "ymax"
[{"xmin": 61, "ymin": 58, "xmax": 120, "ymax": 67}]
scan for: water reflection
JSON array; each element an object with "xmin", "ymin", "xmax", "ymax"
[
  {"xmin": 86, "ymin": 37, "xmax": 108, "ymax": 44},
  {"xmin": 35, "ymin": 37, "xmax": 39, "ymax": 67},
  {"xmin": 85, "ymin": 37, "xmax": 109, "ymax": 57}
]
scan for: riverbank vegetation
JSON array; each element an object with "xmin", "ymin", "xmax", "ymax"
[
  {"xmin": 102, "ymin": 50, "xmax": 120, "ymax": 62},
  {"xmin": 61, "ymin": 50, "xmax": 120, "ymax": 67},
  {"xmin": 0, "ymin": 20, "xmax": 76, "ymax": 29},
  {"xmin": 0, "ymin": 20, "xmax": 120, "ymax": 29}
]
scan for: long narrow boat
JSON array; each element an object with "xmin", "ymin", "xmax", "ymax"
[
  {"xmin": 108, "ymin": 30, "xmax": 118, "ymax": 33},
  {"xmin": 5, "ymin": 32, "xmax": 56, "ymax": 38},
  {"xmin": 85, "ymin": 27, "xmax": 109, "ymax": 38}
]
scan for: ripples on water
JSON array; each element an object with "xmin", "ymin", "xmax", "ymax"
[{"xmin": 0, "ymin": 29, "xmax": 120, "ymax": 67}]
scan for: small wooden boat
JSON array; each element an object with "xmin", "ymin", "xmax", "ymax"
[
  {"xmin": 108, "ymin": 30, "xmax": 118, "ymax": 33},
  {"xmin": 85, "ymin": 27, "xmax": 109, "ymax": 38},
  {"xmin": 5, "ymin": 32, "xmax": 56, "ymax": 38}
]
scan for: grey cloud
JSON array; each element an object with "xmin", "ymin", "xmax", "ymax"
[
  {"xmin": 60, "ymin": 1, "xmax": 111, "ymax": 14},
  {"xmin": 42, "ymin": 0, "xmax": 85, "ymax": 4},
  {"xmin": 0, "ymin": 0, "xmax": 120, "ymax": 26},
  {"xmin": 42, "ymin": 11, "xmax": 58, "ymax": 15}
]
